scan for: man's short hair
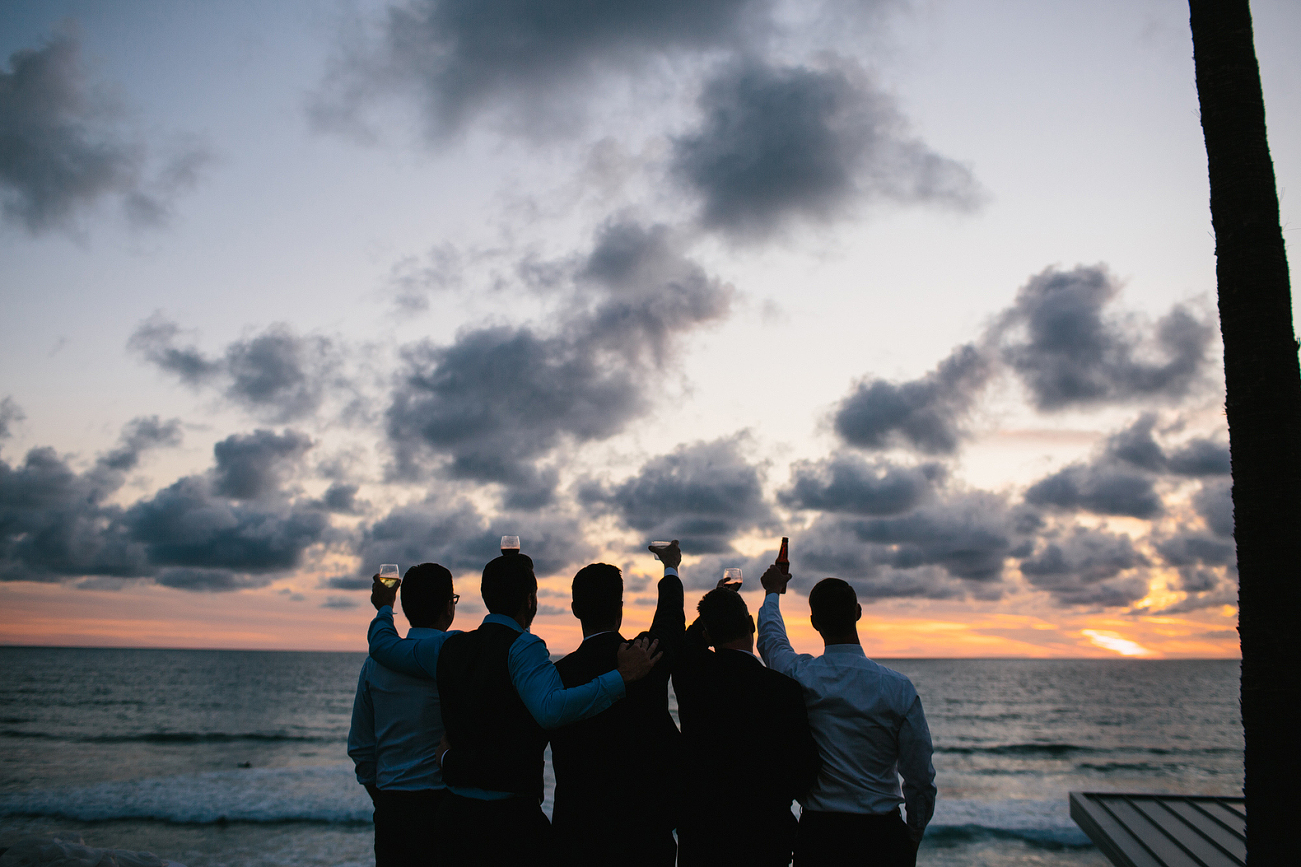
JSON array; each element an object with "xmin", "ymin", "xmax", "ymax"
[
  {"xmin": 571, "ymin": 563, "xmax": 622, "ymax": 624},
  {"xmin": 401, "ymin": 563, "xmax": 454, "ymax": 627},
  {"xmin": 809, "ymin": 578, "xmax": 859, "ymax": 635},
  {"xmin": 697, "ymin": 588, "xmax": 753, "ymax": 645},
  {"xmin": 481, "ymin": 553, "xmax": 537, "ymax": 615}
]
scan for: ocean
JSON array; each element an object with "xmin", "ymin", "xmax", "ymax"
[{"xmin": 0, "ymin": 647, "xmax": 1243, "ymax": 867}]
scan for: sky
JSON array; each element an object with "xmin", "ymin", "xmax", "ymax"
[{"xmin": 2, "ymin": 0, "xmax": 1297, "ymax": 658}]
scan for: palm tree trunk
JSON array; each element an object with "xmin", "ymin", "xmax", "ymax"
[{"xmin": 1189, "ymin": 1, "xmax": 1301, "ymax": 862}]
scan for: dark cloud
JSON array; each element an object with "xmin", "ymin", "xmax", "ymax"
[
  {"xmin": 781, "ymin": 454, "xmax": 944, "ymax": 516},
  {"xmin": 386, "ymin": 220, "xmax": 729, "ymax": 505},
  {"xmin": 672, "ymin": 57, "xmax": 979, "ymax": 239},
  {"xmin": 129, "ymin": 317, "xmax": 345, "ymax": 422},
  {"xmin": 211, "ymin": 429, "xmax": 313, "ymax": 500},
  {"xmin": 311, "ymin": 0, "xmax": 763, "ymax": 140},
  {"xmin": 581, "ymin": 435, "xmax": 772, "ymax": 555},
  {"xmin": 315, "ymin": 482, "xmax": 363, "ymax": 514},
  {"xmin": 1104, "ymin": 414, "xmax": 1230, "ymax": 477},
  {"xmin": 997, "ymin": 266, "xmax": 1214, "ymax": 411},
  {"xmin": 1023, "ymin": 462, "xmax": 1162, "ymax": 519},
  {"xmin": 833, "ymin": 344, "xmax": 992, "ymax": 455},
  {"xmin": 1, "ymin": 425, "xmax": 331, "ymax": 588},
  {"xmin": 790, "ymin": 492, "xmax": 1021, "ymax": 602},
  {"xmin": 356, "ymin": 496, "xmax": 593, "ymax": 580},
  {"xmin": 321, "ymin": 574, "xmax": 373, "ymax": 590},
  {"xmin": 0, "ymin": 397, "xmax": 25, "ymax": 440},
  {"xmin": 322, "ymin": 595, "xmax": 360, "ymax": 609},
  {"xmin": 1018, "ymin": 527, "xmax": 1149, "ymax": 607},
  {"xmin": 0, "ymin": 30, "xmax": 206, "ymax": 234},
  {"xmin": 1193, "ymin": 479, "xmax": 1234, "ymax": 538}
]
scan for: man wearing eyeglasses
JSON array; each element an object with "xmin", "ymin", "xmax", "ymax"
[{"xmin": 349, "ymin": 562, "xmax": 460, "ymax": 867}]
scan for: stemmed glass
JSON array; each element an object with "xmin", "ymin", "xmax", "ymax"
[{"xmin": 379, "ymin": 564, "xmax": 400, "ymax": 588}]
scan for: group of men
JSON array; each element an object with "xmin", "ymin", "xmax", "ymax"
[{"xmin": 347, "ymin": 542, "xmax": 936, "ymax": 866}]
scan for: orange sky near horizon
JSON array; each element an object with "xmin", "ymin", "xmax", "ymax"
[{"xmin": 0, "ymin": 568, "xmax": 1240, "ymax": 659}]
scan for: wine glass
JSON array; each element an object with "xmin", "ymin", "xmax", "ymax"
[
  {"xmin": 650, "ymin": 541, "xmax": 670, "ymax": 561},
  {"xmin": 500, "ymin": 536, "xmax": 520, "ymax": 556},
  {"xmin": 379, "ymin": 564, "xmax": 400, "ymax": 588},
  {"xmin": 723, "ymin": 567, "xmax": 742, "ymax": 588}
]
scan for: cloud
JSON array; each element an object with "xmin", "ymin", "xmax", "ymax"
[
  {"xmin": 996, "ymin": 266, "xmax": 1214, "ymax": 411},
  {"xmin": 1104, "ymin": 414, "xmax": 1230, "ymax": 476},
  {"xmin": 1193, "ymin": 479, "xmax": 1234, "ymax": 538},
  {"xmin": 0, "ymin": 29, "xmax": 206, "ymax": 234},
  {"xmin": 833, "ymin": 343, "xmax": 992, "ymax": 454},
  {"xmin": 0, "ymin": 397, "xmax": 25, "ymax": 440},
  {"xmin": 129, "ymin": 316, "xmax": 345, "ymax": 422},
  {"xmin": 313, "ymin": 482, "xmax": 364, "ymax": 514},
  {"xmin": 321, "ymin": 574, "xmax": 373, "ymax": 590},
  {"xmin": 310, "ymin": 0, "xmax": 763, "ymax": 140},
  {"xmin": 781, "ymin": 454, "xmax": 944, "ymax": 516},
  {"xmin": 356, "ymin": 495, "xmax": 593, "ymax": 580},
  {"xmin": 672, "ymin": 57, "xmax": 980, "ymax": 239},
  {"xmin": 322, "ymin": 595, "xmax": 360, "ymax": 609},
  {"xmin": 1018, "ymin": 527, "xmax": 1149, "ymax": 607},
  {"xmin": 211, "ymin": 429, "xmax": 313, "ymax": 500},
  {"xmin": 1023, "ymin": 461, "xmax": 1162, "ymax": 519},
  {"xmin": 581, "ymin": 435, "xmax": 772, "ymax": 554},
  {"xmin": 1, "ymin": 424, "xmax": 332, "ymax": 588},
  {"xmin": 386, "ymin": 220, "xmax": 730, "ymax": 505}
]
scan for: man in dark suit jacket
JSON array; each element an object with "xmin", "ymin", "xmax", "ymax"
[
  {"xmin": 550, "ymin": 542, "xmax": 686, "ymax": 867},
  {"xmin": 674, "ymin": 576, "xmax": 822, "ymax": 867}
]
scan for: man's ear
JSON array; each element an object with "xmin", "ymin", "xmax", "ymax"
[
  {"xmin": 810, "ymin": 612, "xmax": 821, "ymax": 633},
  {"xmin": 747, "ymin": 614, "xmax": 756, "ymax": 634},
  {"xmin": 854, "ymin": 604, "xmax": 862, "ymax": 623},
  {"xmin": 571, "ymin": 600, "xmax": 581, "ymax": 620},
  {"xmin": 701, "ymin": 625, "xmax": 713, "ymax": 647}
]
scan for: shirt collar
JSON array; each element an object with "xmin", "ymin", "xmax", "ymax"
[
  {"xmin": 406, "ymin": 627, "xmax": 443, "ymax": 638},
  {"xmin": 581, "ymin": 630, "xmax": 618, "ymax": 643},
  {"xmin": 823, "ymin": 644, "xmax": 867, "ymax": 657},
  {"xmin": 483, "ymin": 612, "xmax": 526, "ymax": 633}
]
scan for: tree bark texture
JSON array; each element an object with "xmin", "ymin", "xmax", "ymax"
[{"xmin": 1189, "ymin": 1, "xmax": 1301, "ymax": 863}]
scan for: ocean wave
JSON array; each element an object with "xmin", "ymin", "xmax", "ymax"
[
  {"xmin": 937, "ymin": 743, "xmax": 1237, "ymax": 757},
  {"xmin": 0, "ymin": 730, "xmax": 332, "ymax": 745},
  {"xmin": 928, "ymin": 798, "xmax": 1091, "ymax": 848},
  {"xmin": 0, "ymin": 764, "xmax": 372, "ymax": 824}
]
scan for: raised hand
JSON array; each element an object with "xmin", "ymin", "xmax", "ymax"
[
  {"xmin": 760, "ymin": 564, "xmax": 790, "ymax": 595},
  {"xmin": 616, "ymin": 636, "xmax": 664, "ymax": 683},
  {"xmin": 716, "ymin": 576, "xmax": 742, "ymax": 593},
  {"xmin": 370, "ymin": 575, "xmax": 400, "ymax": 611},
  {"xmin": 648, "ymin": 539, "xmax": 682, "ymax": 569}
]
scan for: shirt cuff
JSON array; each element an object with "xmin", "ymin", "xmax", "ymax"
[
  {"xmin": 663, "ymin": 566, "xmax": 679, "ymax": 577},
  {"xmin": 599, "ymin": 667, "xmax": 627, "ymax": 699}
]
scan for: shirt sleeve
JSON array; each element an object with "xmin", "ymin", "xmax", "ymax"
[
  {"xmin": 898, "ymin": 693, "xmax": 938, "ymax": 838},
  {"xmin": 346, "ymin": 663, "xmax": 377, "ymax": 786},
  {"xmin": 367, "ymin": 606, "xmax": 438, "ymax": 679},
  {"xmin": 757, "ymin": 592, "xmax": 811, "ymax": 679},
  {"xmin": 508, "ymin": 632, "xmax": 627, "ymax": 730}
]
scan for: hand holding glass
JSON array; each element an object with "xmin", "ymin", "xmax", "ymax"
[
  {"xmin": 379, "ymin": 564, "xmax": 400, "ymax": 588},
  {"xmin": 650, "ymin": 541, "xmax": 670, "ymax": 561},
  {"xmin": 723, "ymin": 567, "xmax": 742, "ymax": 589}
]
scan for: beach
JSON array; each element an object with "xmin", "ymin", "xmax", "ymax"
[{"xmin": 0, "ymin": 647, "xmax": 1242, "ymax": 866}]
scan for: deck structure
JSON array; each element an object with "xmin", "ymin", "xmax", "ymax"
[{"xmin": 1069, "ymin": 792, "xmax": 1245, "ymax": 867}]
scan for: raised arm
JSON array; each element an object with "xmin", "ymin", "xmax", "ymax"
[
  {"xmin": 366, "ymin": 605, "xmax": 440, "ymax": 679},
  {"xmin": 757, "ymin": 566, "xmax": 807, "ymax": 678},
  {"xmin": 898, "ymin": 694, "xmax": 937, "ymax": 841},
  {"xmin": 646, "ymin": 542, "xmax": 685, "ymax": 659}
]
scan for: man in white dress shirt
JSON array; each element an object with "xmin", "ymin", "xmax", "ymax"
[{"xmin": 757, "ymin": 566, "xmax": 936, "ymax": 867}]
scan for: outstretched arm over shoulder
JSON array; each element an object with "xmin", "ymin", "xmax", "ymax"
[
  {"xmin": 509, "ymin": 632, "xmax": 628, "ymax": 730},
  {"xmin": 367, "ymin": 606, "xmax": 440, "ymax": 679}
]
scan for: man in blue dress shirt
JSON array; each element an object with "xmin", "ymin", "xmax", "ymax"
[
  {"xmin": 348, "ymin": 562, "xmax": 459, "ymax": 867},
  {"xmin": 367, "ymin": 552, "xmax": 661, "ymax": 866},
  {"xmin": 757, "ymin": 566, "xmax": 937, "ymax": 867}
]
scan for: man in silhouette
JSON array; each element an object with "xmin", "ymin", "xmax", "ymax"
[
  {"xmin": 673, "ymin": 566, "xmax": 821, "ymax": 867},
  {"xmin": 348, "ymin": 563, "xmax": 459, "ymax": 867},
  {"xmin": 367, "ymin": 552, "xmax": 660, "ymax": 866},
  {"xmin": 549, "ymin": 542, "xmax": 685, "ymax": 867},
  {"xmin": 757, "ymin": 567, "xmax": 936, "ymax": 867}
]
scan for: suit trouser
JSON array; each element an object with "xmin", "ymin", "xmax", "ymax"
[
  {"xmin": 793, "ymin": 808, "xmax": 919, "ymax": 867},
  {"xmin": 432, "ymin": 791, "xmax": 555, "ymax": 867},
  {"xmin": 373, "ymin": 788, "xmax": 445, "ymax": 867}
]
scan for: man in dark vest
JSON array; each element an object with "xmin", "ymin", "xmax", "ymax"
[
  {"xmin": 549, "ymin": 542, "xmax": 686, "ymax": 866},
  {"xmin": 673, "ymin": 570, "xmax": 821, "ymax": 867},
  {"xmin": 368, "ymin": 552, "xmax": 660, "ymax": 866}
]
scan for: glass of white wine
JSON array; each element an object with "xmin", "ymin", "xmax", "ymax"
[{"xmin": 379, "ymin": 564, "xmax": 400, "ymax": 588}]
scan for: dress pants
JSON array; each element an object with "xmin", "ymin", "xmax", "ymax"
[
  {"xmin": 432, "ymin": 791, "xmax": 555, "ymax": 867},
  {"xmin": 373, "ymin": 788, "xmax": 445, "ymax": 867},
  {"xmin": 793, "ymin": 808, "xmax": 919, "ymax": 867}
]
